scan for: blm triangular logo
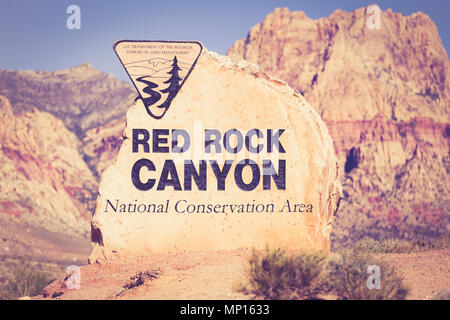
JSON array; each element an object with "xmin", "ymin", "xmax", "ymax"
[{"xmin": 114, "ymin": 40, "xmax": 203, "ymax": 119}]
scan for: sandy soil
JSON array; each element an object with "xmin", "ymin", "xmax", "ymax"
[
  {"xmin": 40, "ymin": 249, "xmax": 251, "ymax": 300},
  {"xmin": 380, "ymin": 249, "xmax": 450, "ymax": 300},
  {"xmin": 0, "ymin": 217, "xmax": 90, "ymax": 287},
  {"xmin": 38, "ymin": 248, "xmax": 449, "ymax": 300}
]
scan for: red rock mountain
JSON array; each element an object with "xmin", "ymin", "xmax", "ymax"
[
  {"xmin": 0, "ymin": 95, "xmax": 97, "ymax": 238},
  {"xmin": 0, "ymin": 65, "xmax": 135, "ymax": 281},
  {"xmin": 0, "ymin": 64, "xmax": 135, "ymax": 179},
  {"xmin": 228, "ymin": 6, "xmax": 449, "ymax": 247}
]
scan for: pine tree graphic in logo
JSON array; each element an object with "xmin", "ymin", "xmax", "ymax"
[
  {"xmin": 130, "ymin": 56, "xmax": 183, "ymax": 119},
  {"xmin": 114, "ymin": 40, "xmax": 203, "ymax": 120},
  {"xmin": 158, "ymin": 56, "xmax": 182, "ymax": 110}
]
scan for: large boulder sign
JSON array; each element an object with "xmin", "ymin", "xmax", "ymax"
[{"xmin": 89, "ymin": 40, "xmax": 341, "ymax": 262}]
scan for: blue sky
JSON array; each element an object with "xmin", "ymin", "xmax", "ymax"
[{"xmin": 0, "ymin": 0, "xmax": 449, "ymax": 82}]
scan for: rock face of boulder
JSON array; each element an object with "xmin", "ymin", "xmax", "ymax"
[
  {"xmin": 0, "ymin": 95, "xmax": 97, "ymax": 237},
  {"xmin": 89, "ymin": 50, "xmax": 341, "ymax": 261},
  {"xmin": 227, "ymin": 6, "xmax": 450, "ymax": 247}
]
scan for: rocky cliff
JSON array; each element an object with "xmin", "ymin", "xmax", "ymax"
[
  {"xmin": 0, "ymin": 95, "xmax": 97, "ymax": 238},
  {"xmin": 0, "ymin": 64, "xmax": 135, "ymax": 180},
  {"xmin": 0, "ymin": 64, "xmax": 135, "ymax": 137},
  {"xmin": 0, "ymin": 64, "xmax": 134, "ymax": 277},
  {"xmin": 228, "ymin": 6, "xmax": 450, "ymax": 247},
  {"xmin": 81, "ymin": 117, "xmax": 126, "ymax": 177}
]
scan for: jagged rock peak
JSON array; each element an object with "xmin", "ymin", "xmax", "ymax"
[{"xmin": 228, "ymin": 5, "xmax": 450, "ymax": 123}]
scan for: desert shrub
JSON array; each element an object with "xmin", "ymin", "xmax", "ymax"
[
  {"xmin": 430, "ymin": 290, "xmax": 450, "ymax": 300},
  {"xmin": 0, "ymin": 267, "xmax": 52, "ymax": 300},
  {"xmin": 325, "ymin": 250, "xmax": 408, "ymax": 300},
  {"xmin": 241, "ymin": 248, "xmax": 325, "ymax": 300},
  {"xmin": 355, "ymin": 236, "xmax": 450, "ymax": 254}
]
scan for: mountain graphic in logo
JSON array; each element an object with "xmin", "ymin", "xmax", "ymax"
[{"xmin": 114, "ymin": 40, "xmax": 203, "ymax": 119}]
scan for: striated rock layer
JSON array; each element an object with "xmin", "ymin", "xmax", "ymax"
[
  {"xmin": 0, "ymin": 64, "xmax": 135, "ymax": 179},
  {"xmin": 0, "ymin": 95, "xmax": 97, "ymax": 238},
  {"xmin": 228, "ymin": 6, "xmax": 450, "ymax": 247},
  {"xmin": 89, "ymin": 49, "xmax": 341, "ymax": 261}
]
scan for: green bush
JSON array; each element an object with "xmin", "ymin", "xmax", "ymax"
[
  {"xmin": 241, "ymin": 248, "xmax": 325, "ymax": 300},
  {"xmin": 325, "ymin": 250, "xmax": 408, "ymax": 300},
  {"xmin": 0, "ymin": 267, "xmax": 52, "ymax": 300}
]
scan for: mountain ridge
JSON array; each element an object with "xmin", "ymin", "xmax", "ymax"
[
  {"xmin": 227, "ymin": 6, "xmax": 450, "ymax": 247},
  {"xmin": 0, "ymin": 65, "xmax": 135, "ymax": 138}
]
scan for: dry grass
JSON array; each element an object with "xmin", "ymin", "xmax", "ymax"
[
  {"xmin": 0, "ymin": 267, "xmax": 53, "ymax": 300},
  {"xmin": 325, "ymin": 250, "xmax": 409, "ymax": 300},
  {"xmin": 239, "ymin": 248, "xmax": 326, "ymax": 300},
  {"xmin": 354, "ymin": 237, "xmax": 450, "ymax": 254}
]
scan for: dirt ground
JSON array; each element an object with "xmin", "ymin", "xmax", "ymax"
[
  {"xmin": 0, "ymin": 218, "xmax": 91, "ymax": 288},
  {"xmin": 38, "ymin": 248, "xmax": 449, "ymax": 300},
  {"xmin": 379, "ymin": 249, "xmax": 450, "ymax": 300}
]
